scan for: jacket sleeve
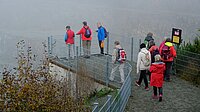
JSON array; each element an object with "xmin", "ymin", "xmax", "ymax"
[
  {"xmin": 137, "ymin": 52, "xmax": 141, "ymax": 74},
  {"xmin": 76, "ymin": 28, "xmax": 83, "ymax": 35},
  {"xmin": 150, "ymin": 65, "xmax": 155, "ymax": 73},
  {"xmin": 64, "ymin": 32, "xmax": 68, "ymax": 42}
]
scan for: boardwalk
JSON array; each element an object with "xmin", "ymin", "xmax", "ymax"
[{"xmin": 125, "ymin": 73, "xmax": 200, "ymax": 112}]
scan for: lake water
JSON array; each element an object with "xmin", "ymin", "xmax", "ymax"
[{"xmin": 0, "ymin": 0, "xmax": 200, "ymax": 67}]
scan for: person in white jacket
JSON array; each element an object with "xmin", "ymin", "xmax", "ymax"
[
  {"xmin": 135, "ymin": 43, "xmax": 151, "ymax": 90},
  {"xmin": 109, "ymin": 41, "xmax": 125, "ymax": 84}
]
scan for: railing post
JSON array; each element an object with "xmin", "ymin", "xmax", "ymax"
[
  {"xmin": 139, "ymin": 39, "xmax": 141, "ymax": 52},
  {"xmin": 106, "ymin": 55, "xmax": 109, "ymax": 86},
  {"xmin": 106, "ymin": 32, "xmax": 110, "ymax": 55},
  {"xmin": 131, "ymin": 37, "xmax": 133, "ymax": 63},
  {"xmin": 107, "ymin": 95, "xmax": 112, "ymax": 112},
  {"xmin": 68, "ymin": 44, "xmax": 70, "ymax": 59},
  {"xmin": 79, "ymin": 35, "xmax": 82, "ymax": 56},
  {"xmin": 48, "ymin": 37, "xmax": 51, "ymax": 56},
  {"xmin": 92, "ymin": 102, "xmax": 99, "ymax": 112},
  {"xmin": 50, "ymin": 36, "xmax": 53, "ymax": 55},
  {"xmin": 76, "ymin": 46, "xmax": 79, "ymax": 73}
]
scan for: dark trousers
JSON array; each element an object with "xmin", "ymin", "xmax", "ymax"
[
  {"xmin": 98, "ymin": 40, "xmax": 104, "ymax": 54},
  {"xmin": 164, "ymin": 61, "xmax": 173, "ymax": 80},
  {"xmin": 138, "ymin": 70, "xmax": 148, "ymax": 87},
  {"xmin": 153, "ymin": 86, "xmax": 163, "ymax": 96}
]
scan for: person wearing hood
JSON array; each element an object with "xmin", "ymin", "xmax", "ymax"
[
  {"xmin": 144, "ymin": 32, "xmax": 154, "ymax": 50},
  {"xmin": 135, "ymin": 43, "xmax": 151, "ymax": 91},
  {"xmin": 159, "ymin": 38, "xmax": 176, "ymax": 81},
  {"xmin": 109, "ymin": 41, "xmax": 126, "ymax": 84},
  {"xmin": 76, "ymin": 21, "xmax": 92, "ymax": 58},
  {"xmin": 150, "ymin": 54, "xmax": 165, "ymax": 102}
]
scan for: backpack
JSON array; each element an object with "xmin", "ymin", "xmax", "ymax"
[
  {"xmin": 117, "ymin": 48, "xmax": 126, "ymax": 63},
  {"xmin": 161, "ymin": 45, "xmax": 171, "ymax": 60},
  {"xmin": 102, "ymin": 27, "xmax": 108, "ymax": 38},
  {"xmin": 84, "ymin": 27, "xmax": 91, "ymax": 38},
  {"xmin": 141, "ymin": 52, "xmax": 150, "ymax": 67},
  {"xmin": 151, "ymin": 48, "xmax": 159, "ymax": 63}
]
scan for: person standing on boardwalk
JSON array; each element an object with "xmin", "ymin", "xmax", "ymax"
[
  {"xmin": 150, "ymin": 54, "xmax": 165, "ymax": 102},
  {"xmin": 135, "ymin": 43, "xmax": 151, "ymax": 91},
  {"xmin": 159, "ymin": 38, "xmax": 176, "ymax": 81},
  {"xmin": 64, "ymin": 26, "xmax": 75, "ymax": 59},
  {"xmin": 96, "ymin": 22, "xmax": 106, "ymax": 54},
  {"xmin": 76, "ymin": 21, "xmax": 92, "ymax": 58},
  {"xmin": 109, "ymin": 41, "xmax": 126, "ymax": 84}
]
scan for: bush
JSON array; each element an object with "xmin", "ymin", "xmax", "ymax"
[
  {"xmin": 175, "ymin": 30, "xmax": 200, "ymax": 85},
  {"xmin": 0, "ymin": 40, "xmax": 91, "ymax": 112}
]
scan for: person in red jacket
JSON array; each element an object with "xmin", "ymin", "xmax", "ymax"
[
  {"xmin": 65, "ymin": 26, "xmax": 75, "ymax": 59},
  {"xmin": 159, "ymin": 38, "xmax": 176, "ymax": 81},
  {"xmin": 150, "ymin": 54, "xmax": 165, "ymax": 102},
  {"xmin": 76, "ymin": 21, "xmax": 92, "ymax": 58}
]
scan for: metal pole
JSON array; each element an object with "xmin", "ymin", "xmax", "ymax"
[
  {"xmin": 50, "ymin": 36, "xmax": 53, "ymax": 55},
  {"xmin": 106, "ymin": 32, "xmax": 109, "ymax": 55},
  {"xmin": 79, "ymin": 35, "xmax": 82, "ymax": 56},
  {"xmin": 92, "ymin": 102, "xmax": 99, "ymax": 112},
  {"xmin": 106, "ymin": 55, "xmax": 109, "ymax": 86},
  {"xmin": 48, "ymin": 37, "xmax": 51, "ymax": 56},
  {"xmin": 131, "ymin": 37, "xmax": 133, "ymax": 63},
  {"xmin": 139, "ymin": 39, "xmax": 141, "ymax": 52},
  {"xmin": 107, "ymin": 95, "xmax": 112, "ymax": 112}
]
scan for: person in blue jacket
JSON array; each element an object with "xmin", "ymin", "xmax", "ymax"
[{"xmin": 96, "ymin": 22, "xmax": 106, "ymax": 54}]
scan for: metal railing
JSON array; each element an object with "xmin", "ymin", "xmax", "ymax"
[
  {"xmin": 92, "ymin": 63, "xmax": 132, "ymax": 112},
  {"xmin": 175, "ymin": 48, "xmax": 200, "ymax": 85},
  {"xmin": 47, "ymin": 35, "xmax": 133, "ymax": 112}
]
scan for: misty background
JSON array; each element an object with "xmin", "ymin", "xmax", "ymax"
[{"xmin": 0, "ymin": 0, "xmax": 200, "ymax": 67}]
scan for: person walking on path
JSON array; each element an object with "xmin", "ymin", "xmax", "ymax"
[
  {"xmin": 144, "ymin": 32, "xmax": 154, "ymax": 50},
  {"xmin": 150, "ymin": 54, "xmax": 165, "ymax": 102},
  {"xmin": 64, "ymin": 26, "xmax": 75, "ymax": 59},
  {"xmin": 76, "ymin": 21, "xmax": 92, "ymax": 58},
  {"xmin": 135, "ymin": 43, "xmax": 151, "ymax": 90},
  {"xmin": 96, "ymin": 22, "xmax": 106, "ymax": 54},
  {"xmin": 109, "ymin": 41, "xmax": 126, "ymax": 84},
  {"xmin": 159, "ymin": 38, "xmax": 176, "ymax": 81}
]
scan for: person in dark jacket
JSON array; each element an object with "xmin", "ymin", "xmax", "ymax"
[
  {"xmin": 96, "ymin": 22, "xmax": 106, "ymax": 54},
  {"xmin": 144, "ymin": 32, "xmax": 154, "ymax": 50}
]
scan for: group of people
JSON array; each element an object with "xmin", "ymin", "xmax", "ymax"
[
  {"xmin": 135, "ymin": 32, "xmax": 177, "ymax": 102},
  {"xmin": 64, "ymin": 21, "xmax": 107, "ymax": 59},
  {"xmin": 64, "ymin": 23, "xmax": 177, "ymax": 102}
]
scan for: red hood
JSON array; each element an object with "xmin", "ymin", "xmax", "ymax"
[{"xmin": 151, "ymin": 62, "xmax": 165, "ymax": 74}]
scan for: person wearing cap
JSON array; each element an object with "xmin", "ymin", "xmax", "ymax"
[
  {"xmin": 64, "ymin": 26, "xmax": 75, "ymax": 58},
  {"xmin": 135, "ymin": 43, "xmax": 151, "ymax": 91},
  {"xmin": 144, "ymin": 32, "xmax": 154, "ymax": 50},
  {"xmin": 76, "ymin": 21, "xmax": 92, "ymax": 58},
  {"xmin": 109, "ymin": 41, "xmax": 125, "ymax": 84}
]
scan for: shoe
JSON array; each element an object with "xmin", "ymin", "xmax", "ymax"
[
  {"xmin": 145, "ymin": 87, "xmax": 149, "ymax": 91},
  {"xmin": 135, "ymin": 81, "xmax": 140, "ymax": 87},
  {"xmin": 159, "ymin": 94, "xmax": 162, "ymax": 102},
  {"xmin": 152, "ymin": 95, "xmax": 158, "ymax": 99}
]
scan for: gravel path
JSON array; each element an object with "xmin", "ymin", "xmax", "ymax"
[{"xmin": 125, "ymin": 74, "xmax": 200, "ymax": 112}]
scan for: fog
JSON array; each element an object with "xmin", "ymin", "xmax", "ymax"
[{"xmin": 0, "ymin": 0, "xmax": 200, "ymax": 66}]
